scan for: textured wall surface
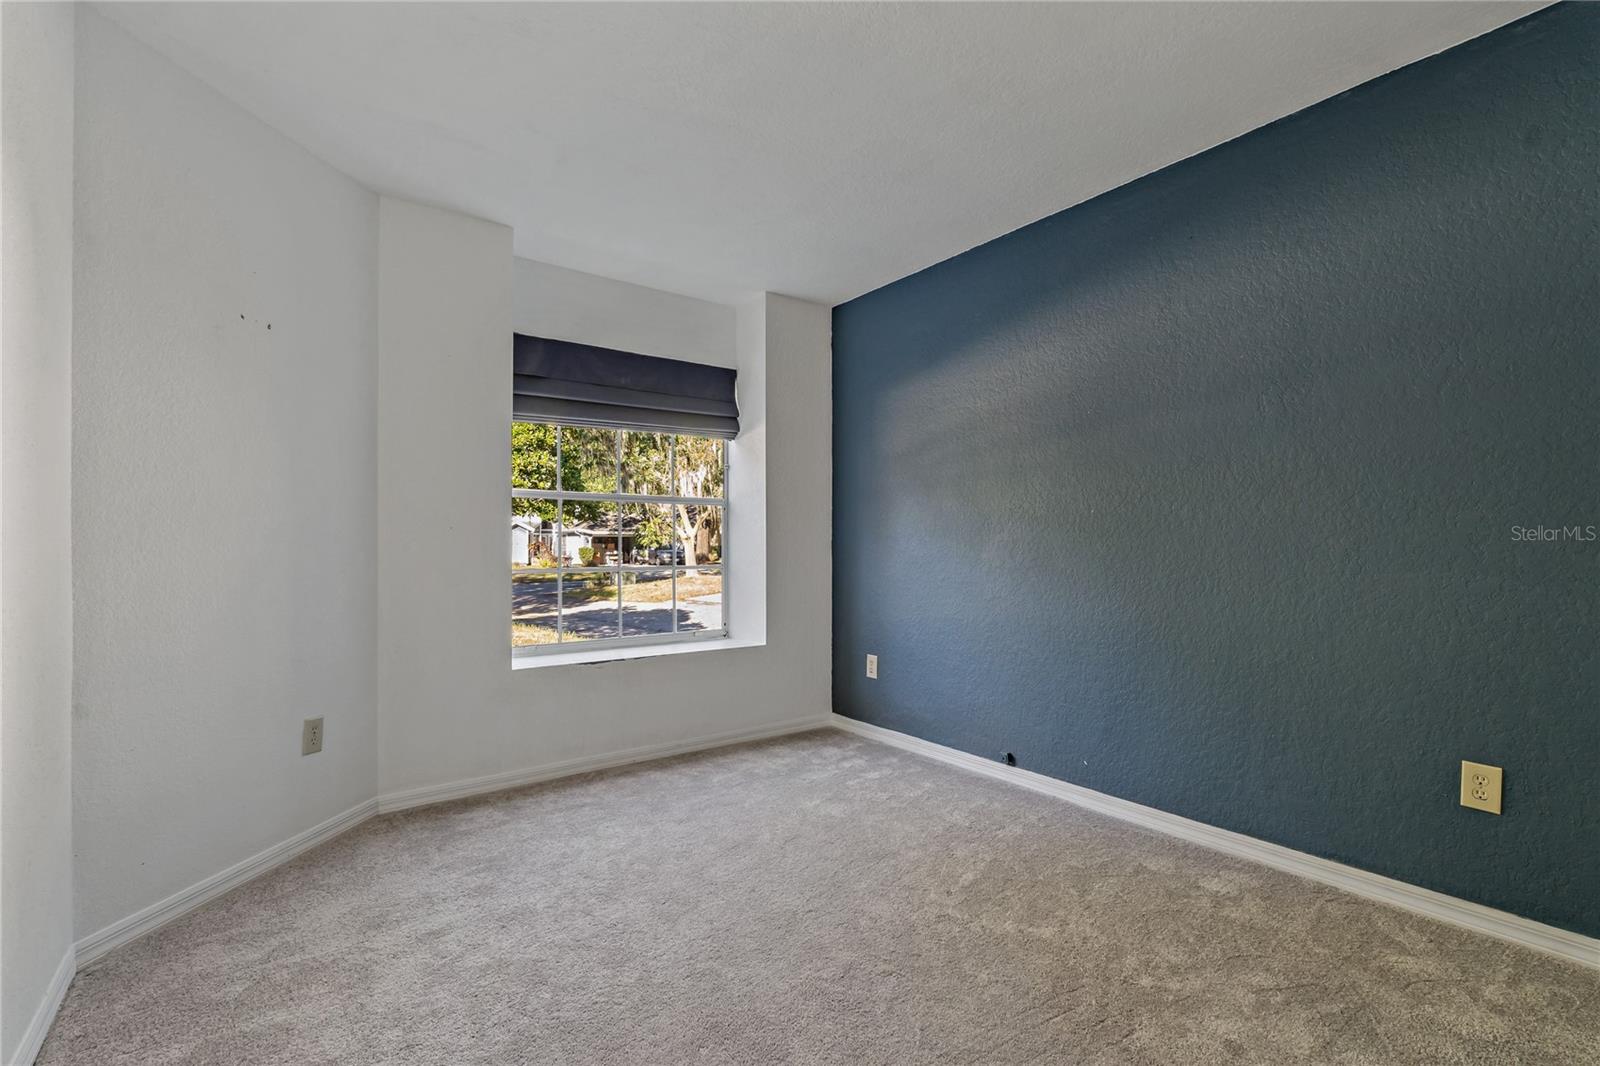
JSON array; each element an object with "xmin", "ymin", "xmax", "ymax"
[
  {"xmin": 1, "ymin": 3, "xmax": 77, "ymax": 1058},
  {"xmin": 833, "ymin": 4, "xmax": 1597, "ymax": 936},
  {"xmin": 73, "ymin": 10, "xmax": 379, "ymax": 940}
]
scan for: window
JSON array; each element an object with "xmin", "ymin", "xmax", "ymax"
[{"xmin": 512, "ymin": 423, "xmax": 726, "ymax": 653}]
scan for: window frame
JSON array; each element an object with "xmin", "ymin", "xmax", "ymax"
[{"xmin": 512, "ymin": 423, "xmax": 728, "ymax": 657}]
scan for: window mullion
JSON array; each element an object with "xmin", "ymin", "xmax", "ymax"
[
  {"xmin": 555, "ymin": 428, "xmax": 564, "ymax": 642},
  {"xmin": 614, "ymin": 434, "xmax": 623, "ymax": 636},
  {"xmin": 517, "ymin": 488, "xmax": 720, "ymax": 505},
  {"xmin": 669, "ymin": 435, "xmax": 678, "ymax": 633},
  {"xmin": 721, "ymin": 440, "xmax": 729, "ymax": 634}
]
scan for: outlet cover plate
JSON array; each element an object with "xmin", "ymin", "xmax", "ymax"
[
  {"xmin": 1460, "ymin": 760, "xmax": 1502, "ymax": 814},
  {"xmin": 866, "ymin": 654, "xmax": 878, "ymax": 679},
  {"xmin": 302, "ymin": 717, "xmax": 324, "ymax": 756}
]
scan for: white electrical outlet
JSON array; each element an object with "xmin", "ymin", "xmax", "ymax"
[
  {"xmin": 866, "ymin": 654, "xmax": 878, "ymax": 679},
  {"xmin": 302, "ymin": 717, "xmax": 324, "ymax": 756}
]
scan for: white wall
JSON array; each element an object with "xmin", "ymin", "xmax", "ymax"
[
  {"xmin": 513, "ymin": 258, "xmax": 735, "ymax": 367},
  {"xmin": 1, "ymin": 4, "xmax": 77, "ymax": 1060},
  {"xmin": 378, "ymin": 219, "xmax": 831, "ymax": 797},
  {"xmin": 751, "ymin": 291, "xmax": 830, "ymax": 652},
  {"xmin": 71, "ymin": 10, "xmax": 379, "ymax": 940},
  {"xmin": 376, "ymin": 198, "xmax": 513, "ymax": 794},
  {"xmin": 16, "ymin": 9, "xmax": 830, "ymax": 978}
]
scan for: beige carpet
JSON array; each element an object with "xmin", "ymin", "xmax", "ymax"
[{"xmin": 40, "ymin": 730, "xmax": 1600, "ymax": 1065}]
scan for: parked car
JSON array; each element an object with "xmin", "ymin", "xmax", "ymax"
[{"xmin": 645, "ymin": 545, "xmax": 686, "ymax": 565}]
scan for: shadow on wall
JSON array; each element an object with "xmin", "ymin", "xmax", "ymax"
[{"xmin": 832, "ymin": 3, "xmax": 1600, "ymax": 937}]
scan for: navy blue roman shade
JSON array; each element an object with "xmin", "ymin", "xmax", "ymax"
[{"xmin": 513, "ymin": 334, "xmax": 739, "ymax": 439}]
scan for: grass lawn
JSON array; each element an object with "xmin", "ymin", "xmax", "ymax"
[
  {"xmin": 512, "ymin": 622, "xmax": 572, "ymax": 647},
  {"xmin": 623, "ymin": 572, "xmax": 720, "ymax": 604}
]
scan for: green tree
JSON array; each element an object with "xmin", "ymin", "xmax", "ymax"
[
  {"xmin": 510, "ymin": 424, "xmax": 724, "ymax": 563},
  {"xmin": 673, "ymin": 436, "xmax": 723, "ymax": 563},
  {"xmin": 511, "ymin": 422, "xmax": 557, "ymax": 522},
  {"xmin": 559, "ymin": 427, "xmax": 617, "ymax": 527}
]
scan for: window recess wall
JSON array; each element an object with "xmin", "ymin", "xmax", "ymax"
[{"xmin": 376, "ymin": 227, "xmax": 831, "ymax": 801}]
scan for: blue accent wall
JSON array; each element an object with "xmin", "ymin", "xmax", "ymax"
[{"xmin": 832, "ymin": 4, "xmax": 1598, "ymax": 937}]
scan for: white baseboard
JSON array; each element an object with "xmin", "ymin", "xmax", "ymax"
[
  {"xmin": 377, "ymin": 715, "xmax": 830, "ymax": 813},
  {"xmin": 73, "ymin": 716, "xmax": 831, "ymax": 972},
  {"xmin": 831, "ymin": 714, "xmax": 1600, "ymax": 971},
  {"xmin": 7, "ymin": 945, "xmax": 75, "ymax": 1066},
  {"xmin": 74, "ymin": 798, "xmax": 379, "ymax": 968}
]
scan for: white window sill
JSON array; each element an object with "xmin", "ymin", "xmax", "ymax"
[{"xmin": 511, "ymin": 636, "xmax": 764, "ymax": 670}]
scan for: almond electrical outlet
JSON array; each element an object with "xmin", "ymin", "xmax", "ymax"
[
  {"xmin": 302, "ymin": 717, "xmax": 324, "ymax": 756},
  {"xmin": 866, "ymin": 654, "xmax": 878, "ymax": 679},
  {"xmin": 1459, "ymin": 760, "xmax": 1502, "ymax": 814}
]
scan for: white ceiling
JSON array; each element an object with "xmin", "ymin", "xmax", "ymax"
[{"xmin": 101, "ymin": 1, "xmax": 1544, "ymax": 306}]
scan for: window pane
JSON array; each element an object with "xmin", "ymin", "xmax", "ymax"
[
  {"xmin": 620, "ymin": 571, "xmax": 675, "ymax": 637},
  {"xmin": 511, "ymin": 570, "xmax": 559, "ymax": 646},
  {"xmin": 621, "ymin": 431, "xmax": 672, "ymax": 496},
  {"xmin": 511, "ymin": 422, "xmax": 558, "ymax": 492},
  {"xmin": 512, "ymin": 422, "xmax": 727, "ymax": 652},
  {"xmin": 675, "ymin": 568, "xmax": 723, "ymax": 633},
  {"xmin": 621, "ymin": 502, "xmax": 675, "ymax": 565},
  {"xmin": 673, "ymin": 435, "xmax": 724, "ymax": 499},
  {"xmin": 563, "ymin": 501, "xmax": 616, "ymax": 567},
  {"xmin": 675, "ymin": 504, "xmax": 723, "ymax": 565},
  {"xmin": 511, "ymin": 498, "xmax": 559, "ymax": 567},
  {"xmin": 560, "ymin": 426, "xmax": 618, "ymax": 494},
  {"xmin": 560, "ymin": 573, "xmax": 618, "ymax": 641}
]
